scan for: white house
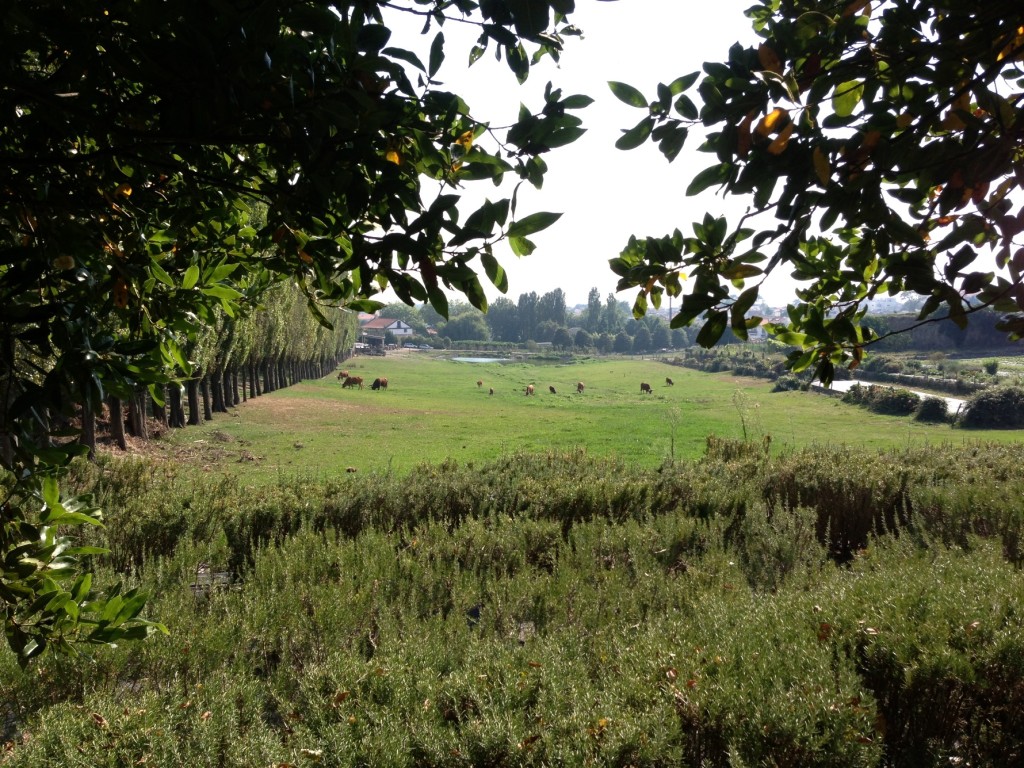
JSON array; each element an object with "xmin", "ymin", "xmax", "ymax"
[{"xmin": 360, "ymin": 316, "xmax": 415, "ymax": 338}]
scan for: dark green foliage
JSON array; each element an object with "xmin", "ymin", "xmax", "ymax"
[
  {"xmin": 771, "ymin": 374, "xmax": 803, "ymax": 392},
  {"xmin": 959, "ymin": 387, "xmax": 1024, "ymax": 430},
  {"xmin": 842, "ymin": 384, "xmax": 920, "ymax": 416},
  {"xmin": 0, "ymin": 0, "xmax": 589, "ymax": 658},
  {"xmin": 914, "ymin": 396, "xmax": 949, "ymax": 423},
  {"xmin": 613, "ymin": 2, "xmax": 1024, "ymax": 380}
]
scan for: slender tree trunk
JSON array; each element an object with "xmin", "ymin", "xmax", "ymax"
[
  {"xmin": 108, "ymin": 395, "xmax": 127, "ymax": 450},
  {"xmin": 201, "ymin": 376, "xmax": 213, "ymax": 421},
  {"xmin": 186, "ymin": 379, "xmax": 201, "ymax": 426},
  {"xmin": 240, "ymin": 367, "xmax": 247, "ymax": 402},
  {"xmin": 127, "ymin": 390, "xmax": 148, "ymax": 439},
  {"xmin": 169, "ymin": 384, "xmax": 186, "ymax": 428},
  {"xmin": 80, "ymin": 401, "xmax": 96, "ymax": 460},
  {"xmin": 231, "ymin": 369, "xmax": 241, "ymax": 405},
  {"xmin": 262, "ymin": 362, "xmax": 272, "ymax": 393},
  {"xmin": 211, "ymin": 369, "xmax": 226, "ymax": 413}
]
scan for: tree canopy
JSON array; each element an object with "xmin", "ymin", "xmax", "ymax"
[
  {"xmin": 1, "ymin": 0, "xmax": 589, "ymax": 664},
  {"xmin": 611, "ymin": 0, "xmax": 1024, "ymax": 382}
]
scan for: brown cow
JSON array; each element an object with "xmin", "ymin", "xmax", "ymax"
[
  {"xmin": 549, "ymin": 385, "xmax": 557, "ymax": 395},
  {"xmin": 666, "ymin": 377, "xmax": 674, "ymax": 386},
  {"xmin": 576, "ymin": 381, "xmax": 585, "ymax": 394},
  {"xmin": 477, "ymin": 379, "xmax": 483, "ymax": 388},
  {"xmin": 525, "ymin": 384, "xmax": 535, "ymax": 396},
  {"xmin": 342, "ymin": 376, "xmax": 363, "ymax": 389},
  {"xmin": 336, "ymin": 369, "xmax": 350, "ymax": 380},
  {"xmin": 489, "ymin": 387, "xmax": 494, "ymax": 396},
  {"xmin": 371, "ymin": 377, "xmax": 388, "ymax": 391},
  {"xmin": 640, "ymin": 382, "xmax": 652, "ymax": 394}
]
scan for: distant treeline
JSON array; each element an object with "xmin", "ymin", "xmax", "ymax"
[
  {"xmin": 378, "ymin": 288, "xmax": 698, "ymax": 352},
  {"xmin": 867, "ymin": 309, "xmax": 1019, "ymax": 352}
]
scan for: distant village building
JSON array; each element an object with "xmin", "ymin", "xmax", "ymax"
[
  {"xmin": 358, "ymin": 316, "xmax": 415, "ymax": 352},
  {"xmin": 361, "ymin": 317, "xmax": 415, "ymax": 337}
]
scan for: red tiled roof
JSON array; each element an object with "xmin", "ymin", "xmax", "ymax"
[{"xmin": 362, "ymin": 316, "xmax": 402, "ymax": 330}]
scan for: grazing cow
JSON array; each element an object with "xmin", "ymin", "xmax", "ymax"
[
  {"xmin": 371, "ymin": 376, "xmax": 388, "ymax": 391},
  {"xmin": 489, "ymin": 388, "xmax": 494, "ymax": 396},
  {"xmin": 640, "ymin": 382, "xmax": 652, "ymax": 394},
  {"xmin": 526, "ymin": 384, "xmax": 535, "ymax": 396},
  {"xmin": 342, "ymin": 376, "xmax": 363, "ymax": 389},
  {"xmin": 576, "ymin": 381, "xmax": 585, "ymax": 394},
  {"xmin": 336, "ymin": 369, "xmax": 350, "ymax": 381},
  {"xmin": 549, "ymin": 385, "xmax": 557, "ymax": 395},
  {"xmin": 477, "ymin": 379, "xmax": 483, "ymax": 388},
  {"xmin": 666, "ymin": 377, "xmax": 674, "ymax": 386}
]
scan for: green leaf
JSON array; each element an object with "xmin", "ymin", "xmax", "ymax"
[
  {"xmin": 71, "ymin": 573, "xmax": 93, "ymax": 602},
  {"xmin": 561, "ymin": 94, "xmax": 594, "ymax": 109},
  {"xmin": 674, "ymin": 95, "xmax": 699, "ymax": 120},
  {"xmin": 182, "ymin": 265, "xmax": 200, "ymax": 290},
  {"xmin": 41, "ymin": 476, "xmax": 60, "ymax": 509},
  {"xmin": 507, "ymin": 211, "xmax": 562, "ymax": 238},
  {"xmin": 615, "ymin": 118, "xmax": 653, "ymax": 150},
  {"xmin": 509, "ymin": 236, "xmax": 535, "ymax": 256},
  {"xmin": 481, "ymin": 252, "xmax": 508, "ymax": 293},
  {"xmin": 149, "ymin": 260, "xmax": 174, "ymax": 287},
  {"xmin": 382, "ymin": 46, "xmax": 426, "ymax": 72},
  {"xmin": 832, "ymin": 80, "xmax": 864, "ymax": 117},
  {"xmin": 686, "ymin": 163, "xmax": 729, "ymax": 196},
  {"xmin": 720, "ymin": 264, "xmax": 763, "ymax": 280},
  {"xmin": 207, "ymin": 263, "xmax": 239, "ymax": 282},
  {"xmin": 608, "ymin": 81, "xmax": 648, "ymax": 108},
  {"xmin": 201, "ymin": 285, "xmax": 244, "ymax": 301},
  {"xmin": 668, "ymin": 72, "xmax": 700, "ymax": 94},
  {"xmin": 696, "ymin": 311, "xmax": 728, "ymax": 348},
  {"xmin": 428, "ymin": 31, "xmax": 445, "ymax": 78},
  {"xmin": 63, "ymin": 546, "xmax": 110, "ymax": 557}
]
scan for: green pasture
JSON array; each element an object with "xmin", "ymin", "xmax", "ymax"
[{"xmin": 159, "ymin": 354, "xmax": 1024, "ymax": 480}]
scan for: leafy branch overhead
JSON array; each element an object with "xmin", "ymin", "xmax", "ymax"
[
  {"xmin": 610, "ymin": 0, "xmax": 1024, "ymax": 382},
  {"xmin": 0, "ymin": 0, "xmax": 586, "ymax": 663}
]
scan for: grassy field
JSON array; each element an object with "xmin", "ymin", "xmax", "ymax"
[
  {"xmin": 5, "ymin": 354, "xmax": 1024, "ymax": 766},
  {"xmin": 155, "ymin": 352, "xmax": 1024, "ymax": 480}
]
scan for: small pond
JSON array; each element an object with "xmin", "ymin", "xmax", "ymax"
[{"xmin": 451, "ymin": 357, "xmax": 507, "ymax": 363}]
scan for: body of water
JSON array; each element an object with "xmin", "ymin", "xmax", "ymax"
[{"xmin": 451, "ymin": 357, "xmax": 507, "ymax": 363}]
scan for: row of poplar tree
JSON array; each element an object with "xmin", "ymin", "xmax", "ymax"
[{"xmin": 87, "ymin": 282, "xmax": 357, "ymax": 455}]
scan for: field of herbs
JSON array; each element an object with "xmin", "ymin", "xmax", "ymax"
[{"xmin": 4, "ymin": 433, "xmax": 1024, "ymax": 766}]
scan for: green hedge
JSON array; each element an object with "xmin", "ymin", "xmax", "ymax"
[{"xmin": 4, "ymin": 444, "xmax": 1024, "ymax": 766}]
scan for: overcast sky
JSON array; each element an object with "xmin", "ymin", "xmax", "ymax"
[{"xmin": 387, "ymin": 0, "xmax": 793, "ymax": 310}]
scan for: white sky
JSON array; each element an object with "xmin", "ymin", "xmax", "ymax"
[{"xmin": 386, "ymin": 0, "xmax": 790, "ymax": 310}]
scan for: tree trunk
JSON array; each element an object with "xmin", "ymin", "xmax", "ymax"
[
  {"xmin": 80, "ymin": 402, "xmax": 96, "ymax": 460},
  {"xmin": 169, "ymin": 384, "xmax": 186, "ymax": 428},
  {"xmin": 108, "ymin": 395, "xmax": 127, "ymax": 450},
  {"xmin": 127, "ymin": 390, "xmax": 148, "ymax": 439},
  {"xmin": 186, "ymin": 379, "xmax": 201, "ymax": 425},
  {"xmin": 201, "ymin": 376, "xmax": 213, "ymax": 421},
  {"xmin": 211, "ymin": 369, "xmax": 226, "ymax": 413},
  {"xmin": 231, "ymin": 369, "xmax": 241, "ymax": 405}
]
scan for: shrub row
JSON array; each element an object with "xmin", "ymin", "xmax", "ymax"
[{"xmin": 4, "ymin": 442, "xmax": 1024, "ymax": 766}]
